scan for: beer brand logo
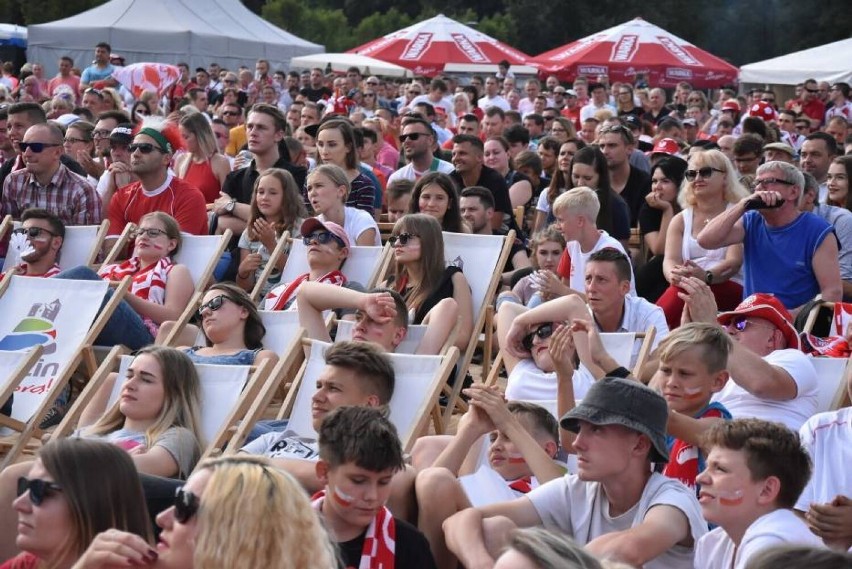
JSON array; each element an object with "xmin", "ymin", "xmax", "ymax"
[
  {"xmin": 578, "ymin": 65, "xmax": 608, "ymax": 75},
  {"xmin": 658, "ymin": 37, "xmax": 701, "ymax": 66},
  {"xmin": 401, "ymin": 33, "xmax": 433, "ymax": 60},
  {"xmin": 666, "ymin": 68, "xmax": 693, "ymax": 79},
  {"xmin": 611, "ymin": 35, "xmax": 638, "ymax": 63},
  {"xmin": 451, "ymin": 33, "xmax": 487, "ymax": 63}
]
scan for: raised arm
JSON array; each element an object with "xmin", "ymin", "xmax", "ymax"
[
  {"xmin": 696, "ymin": 197, "xmax": 748, "ymax": 249},
  {"xmin": 586, "ymin": 504, "xmax": 692, "ymax": 567},
  {"xmin": 296, "ymin": 280, "xmax": 397, "ymax": 342},
  {"xmin": 124, "ymin": 264, "xmax": 194, "ymax": 324}
]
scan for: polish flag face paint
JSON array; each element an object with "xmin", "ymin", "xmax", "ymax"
[
  {"xmin": 682, "ymin": 386, "xmax": 705, "ymax": 400},
  {"xmin": 332, "ymin": 486, "xmax": 356, "ymax": 508},
  {"xmin": 717, "ymin": 489, "xmax": 744, "ymax": 506},
  {"xmin": 507, "ymin": 454, "xmax": 527, "ymax": 464}
]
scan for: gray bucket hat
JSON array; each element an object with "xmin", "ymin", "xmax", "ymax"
[{"xmin": 560, "ymin": 377, "xmax": 669, "ymax": 463}]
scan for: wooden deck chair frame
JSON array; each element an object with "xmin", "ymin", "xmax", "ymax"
[
  {"xmin": 802, "ymin": 299, "xmax": 836, "ymax": 336},
  {"xmin": 0, "ymin": 345, "xmax": 45, "ymax": 427},
  {"xmin": 0, "ymin": 214, "xmax": 12, "ymax": 243},
  {"xmin": 378, "ymin": 221, "xmax": 395, "ymax": 244},
  {"xmin": 0, "ymin": 275, "xmax": 131, "ymax": 468},
  {"xmin": 101, "ymin": 223, "xmax": 139, "ymax": 266},
  {"xmin": 483, "ymin": 327, "xmax": 657, "ymax": 389},
  {"xmin": 249, "ymin": 231, "xmax": 291, "ymax": 303},
  {"xmin": 260, "ymin": 339, "xmax": 460, "ymax": 452}
]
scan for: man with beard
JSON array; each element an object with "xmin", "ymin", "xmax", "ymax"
[{"xmin": 386, "ymin": 117, "xmax": 453, "ymax": 185}]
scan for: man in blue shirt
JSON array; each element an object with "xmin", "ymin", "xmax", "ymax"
[{"xmin": 80, "ymin": 42, "xmax": 117, "ymax": 91}]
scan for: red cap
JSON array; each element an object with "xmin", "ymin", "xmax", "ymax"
[
  {"xmin": 721, "ymin": 100, "xmax": 740, "ymax": 113},
  {"xmin": 651, "ymin": 138, "xmax": 680, "ymax": 156},
  {"xmin": 749, "ymin": 101, "xmax": 777, "ymax": 121},
  {"xmin": 717, "ymin": 293, "xmax": 800, "ymax": 350}
]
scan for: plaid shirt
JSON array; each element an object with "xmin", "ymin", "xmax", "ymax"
[{"xmin": 1, "ymin": 162, "xmax": 102, "ymax": 225}]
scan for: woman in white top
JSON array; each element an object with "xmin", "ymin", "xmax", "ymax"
[
  {"xmin": 657, "ymin": 149, "xmax": 748, "ymax": 329},
  {"xmin": 305, "ymin": 164, "xmax": 380, "ymax": 246}
]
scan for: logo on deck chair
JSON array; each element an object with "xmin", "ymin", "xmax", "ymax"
[{"xmin": 0, "ymin": 299, "xmax": 61, "ymax": 355}]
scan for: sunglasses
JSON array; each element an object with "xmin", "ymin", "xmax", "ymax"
[
  {"xmin": 684, "ymin": 167, "xmax": 725, "ymax": 181},
  {"xmin": 133, "ymin": 227, "xmax": 168, "ymax": 238},
  {"xmin": 19, "ymin": 142, "xmax": 61, "ymax": 153},
  {"xmin": 128, "ymin": 143, "xmax": 166, "ymax": 154},
  {"xmin": 84, "ymin": 88, "xmax": 104, "ymax": 98},
  {"xmin": 522, "ymin": 323, "xmax": 554, "ymax": 351},
  {"xmin": 724, "ymin": 317, "xmax": 773, "ymax": 333},
  {"xmin": 388, "ymin": 232, "xmax": 419, "ymax": 247},
  {"xmin": 198, "ymin": 294, "xmax": 229, "ymax": 317},
  {"xmin": 17, "ymin": 477, "xmax": 62, "ymax": 506},
  {"xmin": 754, "ymin": 177, "xmax": 793, "ymax": 188},
  {"xmin": 805, "ymin": 88, "xmax": 818, "ymax": 94},
  {"xmin": 12, "ymin": 226, "xmax": 57, "ymax": 239},
  {"xmin": 399, "ymin": 132, "xmax": 427, "ymax": 142},
  {"xmin": 221, "ymin": 111, "xmax": 240, "ymax": 117},
  {"xmin": 303, "ymin": 231, "xmax": 345, "ymax": 248},
  {"xmin": 173, "ymin": 487, "xmax": 200, "ymax": 524}
]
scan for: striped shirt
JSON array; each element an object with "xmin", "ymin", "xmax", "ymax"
[{"xmin": 1, "ymin": 163, "xmax": 102, "ymax": 225}]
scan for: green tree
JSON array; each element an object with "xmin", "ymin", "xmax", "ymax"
[{"xmin": 351, "ymin": 8, "xmax": 413, "ymax": 47}]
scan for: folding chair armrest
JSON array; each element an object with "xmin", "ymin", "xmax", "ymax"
[
  {"xmin": 102, "ymin": 223, "xmax": 137, "ymax": 265},
  {"xmin": 632, "ymin": 326, "xmax": 656, "ymax": 378},
  {"xmin": 86, "ymin": 219, "xmax": 111, "ymax": 267},
  {"xmin": 250, "ymin": 232, "xmax": 291, "ymax": 303},
  {"xmin": 161, "ymin": 291, "xmax": 203, "ymax": 347}
]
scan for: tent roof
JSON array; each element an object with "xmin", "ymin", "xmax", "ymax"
[
  {"xmin": 739, "ymin": 38, "xmax": 852, "ymax": 85},
  {"xmin": 348, "ymin": 14, "xmax": 531, "ymax": 77},
  {"xmin": 530, "ymin": 17, "xmax": 737, "ymax": 88},
  {"xmin": 28, "ymin": 0, "xmax": 323, "ymax": 75}
]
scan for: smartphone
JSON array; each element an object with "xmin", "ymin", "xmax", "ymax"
[{"xmin": 744, "ymin": 196, "xmax": 785, "ymax": 210}]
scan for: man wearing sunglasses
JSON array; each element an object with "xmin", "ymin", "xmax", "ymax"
[
  {"xmin": 1, "ymin": 208, "xmax": 64, "ymax": 278},
  {"xmin": 680, "ymin": 283, "xmax": 819, "ymax": 432},
  {"xmin": 698, "ymin": 160, "xmax": 841, "ymax": 312},
  {"xmin": 386, "ymin": 117, "xmax": 453, "ymax": 186},
  {"xmin": 1, "ymin": 123, "xmax": 101, "ymax": 226},
  {"xmin": 785, "ymin": 78, "xmax": 826, "ymax": 128}
]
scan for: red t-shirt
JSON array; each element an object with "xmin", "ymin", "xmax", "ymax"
[
  {"xmin": 556, "ymin": 249, "xmax": 571, "ymax": 280},
  {"xmin": 108, "ymin": 176, "xmax": 208, "ymax": 237},
  {"xmin": 0, "ymin": 552, "xmax": 39, "ymax": 569}
]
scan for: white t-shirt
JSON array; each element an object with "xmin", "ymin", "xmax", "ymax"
[
  {"xmin": 505, "ymin": 358, "xmax": 594, "ymax": 403},
  {"xmin": 386, "ymin": 158, "xmax": 454, "ymax": 186},
  {"xmin": 711, "ymin": 349, "xmax": 818, "ymax": 431},
  {"xmin": 566, "ymin": 231, "xmax": 636, "ymax": 294},
  {"xmin": 319, "ymin": 206, "xmax": 380, "ymax": 246},
  {"xmin": 478, "ymin": 95, "xmax": 510, "ymax": 111},
  {"xmin": 241, "ymin": 429, "xmax": 319, "ymax": 460},
  {"xmin": 695, "ymin": 509, "xmax": 822, "ymax": 569},
  {"xmin": 795, "ymin": 407, "xmax": 852, "ymax": 513},
  {"xmin": 580, "ymin": 102, "xmax": 616, "ymax": 123},
  {"xmin": 528, "ymin": 472, "xmax": 707, "ymax": 569}
]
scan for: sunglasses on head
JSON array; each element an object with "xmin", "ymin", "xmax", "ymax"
[
  {"xmin": 388, "ymin": 232, "xmax": 418, "ymax": 246},
  {"xmin": 19, "ymin": 142, "xmax": 61, "ymax": 153},
  {"xmin": 128, "ymin": 142, "xmax": 165, "ymax": 154},
  {"xmin": 303, "ymin": 231, "xmax": 345, "ymax": 248},
  {"xmin": 173, "ymin": 487, "xmax": 200, "ymax": 524},
  {"xmin": 399, "ymin": 132, "xmax": 427, "ymax": 142},
  {"xmin": 522, "ymin": 323, "xmax": 554, "ymax": 352},
  {"xmin": 684, "ymin": 167, "xmax": 724, "ymax": 181},
  {"xmin": 198, "ymin": 294, "xmax": 229, "ymax": 317},
  {"xmin": 12, "ymin": 226, "xmax": 57, "ymax": 239},
  {"xmin": 17, "ymin": 477, "xmax": 62, "ymax": 506}
]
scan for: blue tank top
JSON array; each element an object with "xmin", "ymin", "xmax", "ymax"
[
  {"xmin": 742, "ymin": 211, "xmax": 834, "ymax": 308},
  {"xmin": 182, "ymin": 347, "xmax": 259, "ymax": 365}
]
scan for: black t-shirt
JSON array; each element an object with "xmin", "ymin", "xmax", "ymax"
[
  {"xmin": 222, "ymin": 155, "xmax": 307, "ymax": 205},
  {"xmin": 610, "ymin": 191, "xmax": 632, "ymax": 241},
  {"xmin": 616, "ymin": 166, "xmax": 651, "ymax": 227},
  {"xmin": 638, "ymin": 202, "xmax": 663, "ymax": 236},
  {"xmin": 642, "ymin": 107, "xmax": 671, "ymax": 125},
  {"xmin": 300, "ymin": 86, "xmax": 333, "ymax": 103},
  {"xmin": 450, "ymin": 165, "xmax": 511, "ymax": 217},
  {"xmin": 337, "ymin": 517, "xmax": 437, "ymax": 569}
]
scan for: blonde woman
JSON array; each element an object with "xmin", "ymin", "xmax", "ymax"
[
  {"xmin": 174, "ymin": 112, "xmax": 231, "ymax": 204},
  {"xmin": 70, "ymin": 456, "xmax": 337, "ymax": 569}
]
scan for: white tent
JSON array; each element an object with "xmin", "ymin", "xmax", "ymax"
[
  {"xmin": 28, "ymin": 0, "xmax": 323, "ymax": 76},
  {"xmin": 740, "ymin": 38, "xmax": 852, "ymax": 85},
  {"xmin": 290, "ymin": 53, "xmax": 412, "ymax": 78}
]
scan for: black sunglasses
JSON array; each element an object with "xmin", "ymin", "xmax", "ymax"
[
  {"xmin": 303, "ymin": 231, "xmax": 345, "ymax": 248},
  {"xmin": 197, "ymin": 294, "xmax": 229, "ymax": 317},
  {"xmin": 173, "ymin": 487, "xmax": 200, "ymax": 523},
  {"xmin": 399, "ymin": 132, "xmax": 427, "ymax": 142},
  {"xmin": 522, "ymin": 323, "xmax": 555, "ymax": 352},
  {"xmin": 388, "ymin": 232, "xmax": 419, "ymax": 246},
  {"xmin": 17, "ymin": 477, "xmax": 62, "ymax": 506},
  {"xmin": 12, "ymin": 226, "xmax": 57, "ymax": 239},
  {"xmin": 19, "ymin": 142, "xmax": 62, "ymax": 153},
  {"xmin": 128, "ymin": 143, "xmax": 166, "ymax": 154},
  {"xmin": 684, "ymin": 167, "xmax": 725, "ymax": 181}
]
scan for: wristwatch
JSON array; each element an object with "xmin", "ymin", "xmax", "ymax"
[
  {"xmin": 704, "ymin": 270, "xmax": 714, "ymax": 285},
  {"xmin": 224, "ymin": 199, "xmax": 236, "ymax": 214}
]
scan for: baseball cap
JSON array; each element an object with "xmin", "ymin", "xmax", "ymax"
[
  {"xmin": 623, "ymin": 115, "xmax": 641, "ymax": 129},
  {"xmin": 565, "ymin": 89, "xmax": 578, "ymax": 98},
  {"xmin": 721, "ymin": 100, "xmax": 741, "ymax": 113},
  {"xmin": 109, "ymin": 124, "xmax": 134, "ymax": 145},
  {"xmin": 749, "ymin": 101, "xmax": 777, "ymax": 121},
  {"xmin": 561, "ymin": 377, "xmax": 669, "ymax": 463},
  {"xmin": 300, "ymin": 218, "xmax": 350, "ymax": 249},
  {"xmin": 717, "ymin": 293, "xmax": 800, "ymax": 350},
  {"xmin": 682, "ymin": 117, "xmax": 698, "ymax": 127},
  {"xmin": 651, "ymin": 138, "xmax": 680, "ymax": 156},
  {"xmin": 763, "ymin": 142, "xmax": 795, "ymax": 158}
]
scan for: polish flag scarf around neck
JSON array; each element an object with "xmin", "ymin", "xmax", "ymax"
[{"xmin": 311, "ymin": 489, "xmax": 396, "ymax": 569}]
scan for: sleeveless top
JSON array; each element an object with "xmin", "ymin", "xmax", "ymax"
[
  {"xmin": 681, "ymin": 206, "xmax": 742, "ymax": 284},
  {"xmin": 183, "ymin": 346, "xmax": 260, "ymax": 365},
  {"xmin": 183, "ymin": 158, "xmax": 221, "ymax": 204},
  {"xmin": 392, "ymin": 265, "xmax": 462, "ymax": 325}
]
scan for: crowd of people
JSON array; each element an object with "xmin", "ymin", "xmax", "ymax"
[{"xmin": 0, "ymin": 41, "xmax": 850, "ymax": 569}]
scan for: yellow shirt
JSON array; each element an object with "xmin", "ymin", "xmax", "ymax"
[{"xmin": 225, "ymin": 124, "xmax": 247, "ymax": 157}]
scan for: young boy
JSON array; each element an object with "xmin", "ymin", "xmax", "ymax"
[
  {"xmin": 694, "ymin": 419, "xmax": 822, "ymax": 568},
  {"xmin": 415, "ymin": 387, "xmax": 563, "ymax": 568},
  {"xmin": 653, "ymin": 322, "xmax": 733, "ymax": 491},
  {"xmin": 314, "ymin": 405, "xmax": 437, "ymax": 569},
  {"xmin": 386, "ymin": 179, "xmax": 413, "ymax": 223}
]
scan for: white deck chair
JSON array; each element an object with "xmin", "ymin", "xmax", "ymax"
[
  {"xmin": 0, "ymin": 346, "xmax": 45, "ymax": 416},
  {"xmin": 0, "ymin": 274, "xmax": 130, "ymax": 467},
  {"xmin": 266, "ymin": 339, "xmax": 458, "ymax": 452},
  {"xmin": 279, "ymin": 239, "xmax": 388, "ymax": 289},
  {"xmin": 335, "ymin": 319, "xmax": 429, "ymax": 354},
  {"xmin": 2, "ymin": 220, "xmax": 111, "ymax": 273},
  {"xmin": 808, "ymin": 356, "xmax": 852, "ymax": 413},
  {"xmin": 173, "ymin": 230, "xmax": 232, "ymax": 292}
]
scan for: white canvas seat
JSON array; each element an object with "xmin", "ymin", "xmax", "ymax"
[
  {"xmin": 2, "ymin": 220, "xmax": 110, "ymax": 273},
  {"xmin": 334, "ymin": 319, "xmax": 429, "ymax": 354},
  {"xmin": 808, "ymin": 356, "xmax": 852, "ymax": 414},
  {"xmin": 279, "ymin": 240, "xmax": 387, "ymax": 290},
  {"xmin": 173, "ymin": 230, "xmax": 232, "ymax": 292}
]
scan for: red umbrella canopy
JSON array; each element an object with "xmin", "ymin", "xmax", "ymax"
[
  {"xmin": 348, "ymin": 14, "xmax": 531, "ymax": 77},
  {"xmin": 531, "ymin": 17, "xmax": 738, "ymax": 88}
]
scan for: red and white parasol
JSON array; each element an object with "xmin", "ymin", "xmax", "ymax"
[
  {"xmin": 348, "ymin": 14, "xmax": 531, "ymax": 77},
  {"xmin": 112, "ymin": 62, "xmax": 181, "ymax": 98},
  {"xmin": 530, "ymin": 18, "xmax": 738, "ymax": 88}
]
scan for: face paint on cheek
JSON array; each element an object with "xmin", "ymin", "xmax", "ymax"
[
  {"xmin": 332, "ymin": 485, "xmax": 356, "ymax": 508},
  {"xmin": 682, "ymin": 386, "xmax": 705, "ymax": 400},
  {"xmin": 507, "ymin": 453, "xmax": 527, "ymax": 464},
  {"xmin": 718, "ymin": 489, "xmax": 745, "ymax": 506}
]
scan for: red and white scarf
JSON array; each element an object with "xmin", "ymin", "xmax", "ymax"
[
  {"xmin": 263, "ymin": 270, "xmax": 347, "ymax": 312},
  {"xmin": 11, "ymin": 263, "xmax": 61, "ymax": 278},
  {"xmin": 311, "ymin": 488, "xmax": 395, "ymax": 569},
  {"xmin": 98, "ymin": 257, "xmax": 174, "ymax": 336}
]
